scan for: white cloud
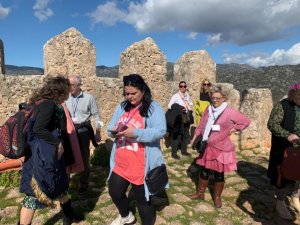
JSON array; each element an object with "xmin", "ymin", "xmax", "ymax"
[
  {"xmin": 87, "ymin": 2, "xmax": 126, "ymax": 26},
  {"xmin": 223, "ymin": 43, "xmax": 300, "ymax": 67},
  {"xmin": 33, "ymin": 0, "xmax": 53, "ymax": 22},
  {"xmin": 0, "ymin": 3, "xmax": 10, "ymax": 19},
  {"xmin": 207, "ymin": 33, "xmax": 222, "ymax": 46},
  {"xmin": 88, "ymin": 0, "xmax": 300, "ymax": 45},
  {"xmin": 223, "ymin": 52, "xmax": 249, "ymax": 64},
  {"xmin": 188, "ymin": 32, "xmax": 198, "ymax": 40}
]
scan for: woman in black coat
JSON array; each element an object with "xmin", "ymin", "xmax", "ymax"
[{"xmin": 19, "ymin": 76, "xmax": 83, "ymax": 225}]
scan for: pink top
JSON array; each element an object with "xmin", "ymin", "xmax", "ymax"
[
  {"xmin": 113, "ymin": 107, "xmax": 145, "ymax": 185},
  {"xmin": 195, "ymin": 107, "xmax": 250, "ymax": 173}
]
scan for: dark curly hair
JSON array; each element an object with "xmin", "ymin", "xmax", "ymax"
[
  {"xmin": 29, "ymin": 75, "xmax": 70, "ymax": 104},
  {"xmin": 121, "ymin": 74, "xmax": 153, "ymax": 117}
]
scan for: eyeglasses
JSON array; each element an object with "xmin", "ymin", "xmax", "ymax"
[
  {"xmin": 179, "ymin": 85, "xmax": 187, "ymax": 88},
  {"xmin": 211, "ymin": 96, "xmax": 223, "ymax": 101},
  {"xmin": 203, "ymin": 83, "xmax": 210, "ymax": 86},
  {"xmin": 70, "ymin": 83, "xmax": 80, "ymax": 87},
  {"xmin": 123, "ymin": 75, "xmax": 143, "ymax": 85}
]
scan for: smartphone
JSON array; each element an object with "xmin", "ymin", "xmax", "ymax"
[
  {"xmin": 117, "ymin": 123, "xmax": 128, "ymax": 132},
  {"xmin": 109, "ymin": 130, "xmax": 118, "ymax": 135}
]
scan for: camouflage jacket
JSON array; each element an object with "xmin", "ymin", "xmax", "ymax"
[{"xmin": 267, "ymin": 102, "xmax": 300, "ymax": 147}]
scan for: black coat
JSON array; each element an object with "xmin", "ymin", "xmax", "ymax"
[
  {"xmin": 165, "ymin": 103, "xmax": 184, "ymax": 134},
  {"xmin": 267, "ymin": 99, "xmax": 296, "ymax": 187}
]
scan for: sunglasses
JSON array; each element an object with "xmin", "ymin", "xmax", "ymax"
[
  {"xmin": 211, "ymin": 96, "xmax": 223, "ymax": 101},
  {"xmin": 203, "ymin": 83, "xmax": 210, "ymax": 86},
  {"xmin": 179, "ymin": 85, "xmax": 187, "ymax": 88}
]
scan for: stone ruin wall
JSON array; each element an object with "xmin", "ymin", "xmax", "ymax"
[{"xmin": 0, "ymin": 27, "xmax": 271, "ymax": 157}]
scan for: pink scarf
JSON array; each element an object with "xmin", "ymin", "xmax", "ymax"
[{"xmin": 62, "ymin": 103, "xmax": 84, "ymax": 174}]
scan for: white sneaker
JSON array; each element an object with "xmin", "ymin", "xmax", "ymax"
[
  {"xmin": 292, "ymin": 197, "xmax": 300, "ymax": 213},
  {"xmin": 109, "ymin": 211, "xmax": 136, "ymax": 225},
  {"xmin": 276, "ymin": 200, "xmax": 293, "ymax": 220}
]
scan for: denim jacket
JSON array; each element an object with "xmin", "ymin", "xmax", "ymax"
[{"xmin": 107, "ymin": 101, "xmax": 168, "ymax": 201}]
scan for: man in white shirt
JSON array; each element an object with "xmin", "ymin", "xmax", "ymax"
[{"xmin": 65, "ymin": 75, "xmax": 102, "ymax": 194}]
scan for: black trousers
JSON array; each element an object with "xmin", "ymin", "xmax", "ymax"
[
  {"xmin": 171, "ymin": 123, "xmax": 190, "ymax": 155},
  {"xmin": 77, "ymin": 130, "xmax": 91, "ymax": 189},
  {"xmin": 200, "ymin": 166, "xmax": 224, "ymax": 182},
  {"xmin": 109, "ymin": 172, "xmax": 154, "ymax": 225}
]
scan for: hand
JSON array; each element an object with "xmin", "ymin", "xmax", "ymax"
[
  {"xmin": 230, "ymin": 129, "xmax": 237, "ymax": 134},
  {"xmin": 288, "ymin": 134, "xmax": 300, "ymax": 143},
  {"xmin": 95, "ymin": 131, "xmax": 101, "ymax": 142},
  {"xmin": 57, "ymin": 142, "xmax": 64, "ymax": 160},
  {"xmin": 190, "ymin": 136, "xmax": 196, "ymax": 149},
  {"xmin": 117, "ymin": 126, "xmax": 136, "ymax": 138}
]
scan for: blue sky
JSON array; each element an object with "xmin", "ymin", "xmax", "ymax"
[{"xmin": 1, "ymin": 0, "xmax": 300, "ymax": 68}]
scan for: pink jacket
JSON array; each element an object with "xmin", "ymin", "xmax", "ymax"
[{"xmin": 195, "ymin": 107, "xmax": 250, "ymax": 172}]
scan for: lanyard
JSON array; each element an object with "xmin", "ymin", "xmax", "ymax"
[
  {"xmin": 72, "ymin": 97, "xmax": 80, "ymax": 117},
  {"xmin": 124, "ymin": 104, "xmax": 142, "ymax": 125}
]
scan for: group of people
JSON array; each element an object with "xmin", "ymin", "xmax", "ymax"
[
  {"xmin": 166, "ymin": 80, "xmax": 250, "ymax": 208},
  {"xmin": 17, "ymin": 71, "xmax": 300, "ymax": 224},
  {"xmin": 18, "ymin": 74, "xmax": 168, "ymax": 225},
  {"xmin": 19, "ymin": 75, "xmax": 102, "ymax": 225},
  {"xmin": 166, "ymin": 79, "xmax": 213, "ymax": 160}
]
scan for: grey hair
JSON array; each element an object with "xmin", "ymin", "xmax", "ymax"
[
  {"xmin": 210, "ymin": 84, "xmax": 230, "ymax": 100},
  {"xmin": 69, "ymin": 75, "xmax": 82, "ymax": 85}
]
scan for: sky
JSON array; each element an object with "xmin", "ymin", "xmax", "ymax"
[{"xmin": 1, "ymin": 0, "xmax": 300, "ymax": 68}]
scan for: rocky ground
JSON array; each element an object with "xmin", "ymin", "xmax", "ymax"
[{"xmin": 0, "ymin": 147, "xmax": 299, "ymax": 225}]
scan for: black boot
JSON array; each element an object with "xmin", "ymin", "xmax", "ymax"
[{"xmin": 61, "ymin": 200, "xmax": 85, "ymax": 225}]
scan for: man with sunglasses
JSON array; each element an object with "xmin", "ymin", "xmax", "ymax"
[
  {"xmin": 167, "ymin": 81, "xmax": 193, "ymax": 159},
  {"xmin": 65, "ymin": 75, "xmax": 102, "ymax": 194}
]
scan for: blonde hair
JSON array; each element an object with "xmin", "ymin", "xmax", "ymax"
[
  {"xmin": 210, "ymin": 84, "xmax": 229, "ymax": 100},
  {"xmin": 200, "ymin": 78, "xmax": 212, "ymax": 93}
]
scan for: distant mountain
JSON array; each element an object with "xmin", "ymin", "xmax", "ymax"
[
  {"xmin": 4, "ymin": 63, "xmax": 300, "ymax": 103},
  {"xmin": 96, "ymin": 65, "xmax": 119, "ymax": 77},
  {"xmin": 216, "ymin": 63, "xmax": 300, "ymax": 103},
  {"xmin": 95, "ymin": 63, "xmax": 175, "ymax": 79},
  {"xmin": 5, "ymin": 65, "xmax": 44, "ymax": 75}
]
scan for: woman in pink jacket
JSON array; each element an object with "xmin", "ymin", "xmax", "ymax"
[{"xmin": 189, "ymin": 84, "xmax": 250, "ymax": 208}]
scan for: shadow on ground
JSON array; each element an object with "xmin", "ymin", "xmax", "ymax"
[{"xmin": 236, "ymin": 158, "xmax": 298, "ymax": 225}]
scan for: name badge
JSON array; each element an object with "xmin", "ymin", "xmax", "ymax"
[
  {"xmin": 72, "ymin": 117, "xmax": 79, "ymax": 123},
  {"xmin": 212, "ymin": 124, "xmax": 220, "ymax": 131}
]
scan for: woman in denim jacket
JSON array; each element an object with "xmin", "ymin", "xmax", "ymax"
[{"xmin": 107, "ymin": 74, "xmax": 167, "ymax": 225}]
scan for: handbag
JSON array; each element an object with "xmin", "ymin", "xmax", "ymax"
[
  {"xmin": 145, "ymin": 164, "xmax": 169, "ymax": 195},
  {"xmin": 281, "ymin": 147, "xmax": 300, "ymax": 180},
  {"xmin": 197, "ymin": 140, "xmax": 208, "ymax": 155},
  {"xmin": 193, "ymin": 110, "xmax": 225, "ymax": 156}
]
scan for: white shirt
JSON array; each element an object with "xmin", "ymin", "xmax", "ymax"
[{"xmin": 168, "ymin": 91, "xmax": 193, "ymax": 110}]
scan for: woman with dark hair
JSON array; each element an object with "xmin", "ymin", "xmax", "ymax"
[
  {"xmin": 267, "ymin": 82, "xmax": 300, "ymax": 220},
  {"xmin": 167, "ymin": 81, "xmax": 193, "ymax": 159},
  {"xmin": 107, "ymin": 74, "xmax": 167, "ymax": 225},
  {"xmin": 19, "ymin": 76, "xmax": 83, "ymax": 225}
]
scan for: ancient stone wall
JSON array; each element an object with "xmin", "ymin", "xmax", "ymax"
[
  {"xmin": 0, "ymin": 27, "xmax": 272, "ymax": 156},
  {"xmin": 44, "ymin": 27, "xmax": 96, "ymax": 80},
  {"xmin": 174, "ymin": 50, "xmax": 216, "ymax": 101},
  {"xmin": 240, "ymin": 88, "xmax": 273, "ymax": 155},
  {"xmin": 119, "ymin": 37, "xmax": 169, "ymax": 104}
]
